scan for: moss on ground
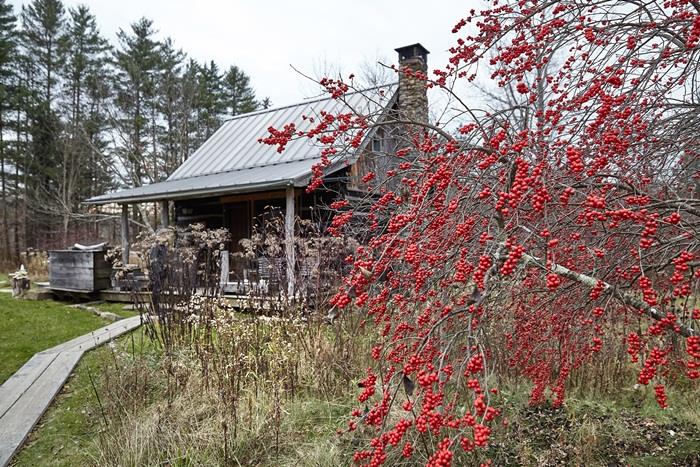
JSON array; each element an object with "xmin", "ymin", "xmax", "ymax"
[{"xmin": 92, "ymin": 301, "xmax": 139, "ymax": 319}]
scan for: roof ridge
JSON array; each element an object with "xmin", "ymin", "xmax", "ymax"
[{"xmin": 222, "ymin": 82, "xmax": 398, "ymax": 122}]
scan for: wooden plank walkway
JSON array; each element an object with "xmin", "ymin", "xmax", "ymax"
[{"xmin": 0, "ymin": 315, "xmax": 142, "ymax": 467}]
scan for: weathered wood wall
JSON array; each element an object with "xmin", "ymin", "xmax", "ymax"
[{"xmin": 48, "ymin": 250, "xmax": 112, "ymax": 292}]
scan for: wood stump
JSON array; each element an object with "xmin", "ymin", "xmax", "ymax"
[{"xmin": 12, "ymin": 277, "xmax": 30, "ymax": 298}]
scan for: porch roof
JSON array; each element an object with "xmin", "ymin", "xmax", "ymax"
[
  {"xmin": 84, "ymin": 157, "xmax": 326, "ymax": 204},
  {"xmin": 86, "ymin": 84, "xmax": 396, "ymax": 205}
]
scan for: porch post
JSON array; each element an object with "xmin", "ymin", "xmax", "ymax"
[
  {"xmin": 285, "ymin": 185, "xmax": 295, "ymax": 297},
  {"xmin": 159, "ymin": 200, "xmax": 169, "ymax": 228},
  {"xmin": 121, "ymin": 203, "xmax": 130, "ymax": 265}
]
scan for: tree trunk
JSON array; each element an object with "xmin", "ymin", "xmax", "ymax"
[
  {"xmin": 0, "ymin": 115, "xmax": 9, "ymax": 263},
  {"xmin": 13, "ymin": 106, "xmax": 21, "ymax": 260}
]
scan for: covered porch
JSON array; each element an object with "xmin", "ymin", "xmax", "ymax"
[{"xmin": 115, "ymin": 184, "xmax": 330, "ymax": 298}]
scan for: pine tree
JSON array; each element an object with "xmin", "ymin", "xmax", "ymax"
[
  {"xmin": 58, "ymin": 4, "xmax": 110, "ymax": 243},
  {"xmin": 0, "ymin": 0, "xmax": 16, "ymax": 261},
  {"xmin": 20, "ymin": 0, "xmax": 66, "ymax": 246},
  {"xmin": 154, "ymin": 37, "xmax": 185, "ymax": 178},
  {"xmin": 113, "ymin": 17, "xmax": 160, "ymax": 187},
  {"xmin": 195, "ymin": 60, "xmax": 225, "ymax": 142},
  {"xmin": 71, "ymin": 7, "xmax": 113, "ymax": 201},
  {"xmin": 179, "ymin": 58, "xmax": 200, "ymax": 162},
  {"xmin": 10, "ymin": 53, "xmax": 32, "ymax": 256},
  {"xmin": 222, "ymin": 65, "xmax": 259, "ymax": 116},
  {"xmin": 20, "ymin": 0, "xmax": 65, "ymax": 109}
]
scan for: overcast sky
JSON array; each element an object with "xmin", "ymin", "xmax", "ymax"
[{"xmin": 9, "ymin": 0, "xmax": 468, "ymax": 107}]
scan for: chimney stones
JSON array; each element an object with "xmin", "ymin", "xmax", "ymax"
[{"xmin": 395, "ymin": 43, "xmax": 430, "ymax": 124}]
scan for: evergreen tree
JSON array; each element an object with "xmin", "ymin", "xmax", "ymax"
[
  {"xmin": 154, "ymin": 37, "xmax": 185, "ymax": 178},
  {"xmin": 0, "ymin": 7, "xmax": 266, "ymax": 255},
  {"xmin": 57, "ymin": 4, "xmax": 110, "ymax": 242},
  {"xmin": 178, "ymin": 58, "xmax": 200, "ymax": 162},
  {"xmin": 10, "ymin": 53, "xmax": 33, "ymax": 256},
  {"xmin": 20, "ymin": 0, "xmax": 66, "ymax": 245},
  {"xmin": 20, "ymin": 0, "xmax": 65, "ymax": 109},
  {"xmin": 0, "ymin": 0, "xmax": 16, "ymax": 261},
  {"xmin": 71, "ymin": 6, "xmax": 113, "ymax": 201},
  {"xmin": 222, "ymin": 65, "xmax": 259, "ymax": 116},
  {"xmin": 195, "ymin": 60, "xmax": 225, "ymax": 142},
  {"xmin": 113, "ymin": 17, "xmax": 160, "ymax": 187}
]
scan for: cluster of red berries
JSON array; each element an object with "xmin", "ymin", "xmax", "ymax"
[
  {"xmin": 478, "ymin": 185, "xmax": 492, "ymax": 199},
  {"xmin": 559, "ymin": 186, "xmax": 575, "ymax": 205},
  {"xmin": 460, "ymin": 436, "xmax": 475, "ymax": 452},
  {"xmin": 328, "ymin": 211, "xmax": 353, "ymax": 236},
  {"xmin": 671, "ymin": 251, "xmax": 694, "ymax": 285},
  {"xmin": 626, "ymin": 332, "xmax": 643, "ymax": 363},
  {"xmin": 427, "ymin": 438, "xmax": 453, "ymax": 467},
  {"xmin": 386, "ymin": 419, "xmax": 412, "ymax": 446},
  {"xmin": 516, "ymin": 82, "xmax": 529, "ymax": 94},
  {"xmin": 473, "ymin": 424, "xmax": 491, "ymax": 447},
  {"xmin": 638, "ymin": 347, "xmax": 667, "ymax": 386},
  {"xmin": 501, "ymin": 241, "xmax": 525, "ymax": 275},
  {"xmin": 371, "ymin": 345, "xmax": 382, "ymax": 360},
  {"xmin": 638, "ymin": 276, "xmax": 657, "ymax": 306},
  {"xmin": 421, "ymin": 388, "xmax": 444, "ymax": 412},
  {"xmin": 585, "ymin": 194, "xmax": 606, "ymax": 210},
  {"xmin": 319, "ymin": 77, "xmax": 349, "ymax": 98},
  {"xmin": 687, "ymin": 359, "xmax": 700, "ymax": 380},
  {"xmin": 358, "ymin": 370, "xmax": 377, "ymax": 402},
  {"xmin": 353, "ymin": 444, "xmax": 386, "ymax": 467},
  {"xmin": 686, "ymin": 14, "xmax": 700, "ymax": 48},
  {"xmin": 465, "ymin": 354, "xmax": 484, "ymax": 375},
  {"xmin": 589, "ymin": 280, "xmax": 606, "ymax": 299},
  {"xmin": 488, "ymin": 129, "xmax": 507, "ymax": 151},
  {"xmin": 687, "ymin": 336, "xmax": 700, "ymax": 359},
  {"xmin": 654, "ymin": 384, "xmax": 668, "ymax": 409},
  {"xmin": 664, "ymin": 212, "xmax": 681, "ymax": 224},
  {"xmin": 648, "ymin": 313, "xmax": 679, "ymax": 336},
  {"xmin": 531, "ymin": 186, "xmax": 552, "ymax": 212},
  {"xmin": 546, "ymin": 272, "xmax": 562, "ymax": 289},
  {"xmin": 639, "ymin": 216, "xmax": 658, "ymax": 249},
  {"xmin": 474, "ymin": 393, "xmax": 487, "ymax": 416},
  {"xmin": 474, "ymin": 255, "xmax": 492, "ymax": 289},
  {"xmin": 329, "ymin": 199, "xmax": 350, "ymax": 210},
  {"xmin": 258, "ymin": 122, "xmax": 296, "ymax": 153}
]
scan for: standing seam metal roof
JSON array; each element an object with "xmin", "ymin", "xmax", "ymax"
[{"xmin": 86, "ymin": 84, "xmax": 396, "ymax": 204}]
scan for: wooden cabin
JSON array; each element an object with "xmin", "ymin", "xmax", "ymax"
[{"xmin": 85, "ymin": 44, "xmax": 430, "ymax": 296}]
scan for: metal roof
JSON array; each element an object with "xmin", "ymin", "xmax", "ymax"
[{"xmin": 86, "ymin": 84, "xmax": 397, "ymax": 205}]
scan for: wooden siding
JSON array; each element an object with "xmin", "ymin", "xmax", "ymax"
[{"xmin": 48, "ymin": 250, "xmax": 112, "ymax": 292}]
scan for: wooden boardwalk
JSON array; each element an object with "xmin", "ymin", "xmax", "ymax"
[{"xmin": 0, "ymin": 315, "xmax": 142, "ymax": 467}]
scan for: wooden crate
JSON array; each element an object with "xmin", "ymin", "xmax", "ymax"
[{"xmin": 48, "ymin": 250, "xmax": 112, "ymax": 292}]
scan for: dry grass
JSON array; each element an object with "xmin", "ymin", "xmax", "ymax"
[{"xmin": 81, "ymin": 306, "xmax": 370, "ymax": 467}]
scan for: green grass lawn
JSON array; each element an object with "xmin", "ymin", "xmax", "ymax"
[{"xmin": 0, "ymin": 294, "xmax": 111, "ymax": 383}]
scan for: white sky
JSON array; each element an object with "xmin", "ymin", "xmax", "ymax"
[{"xmin": 9, "ymin": 0, "xmax": 469, "ymax": 107}]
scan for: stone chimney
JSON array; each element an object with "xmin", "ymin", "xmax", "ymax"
[{"xmin": 395, "ymin": 43, "xmax": 429, "ymax": 124}]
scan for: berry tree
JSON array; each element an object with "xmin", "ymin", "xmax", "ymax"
[{"xmin": 262, "ymin": 0, "xmax": 700, "ymax": 464}]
